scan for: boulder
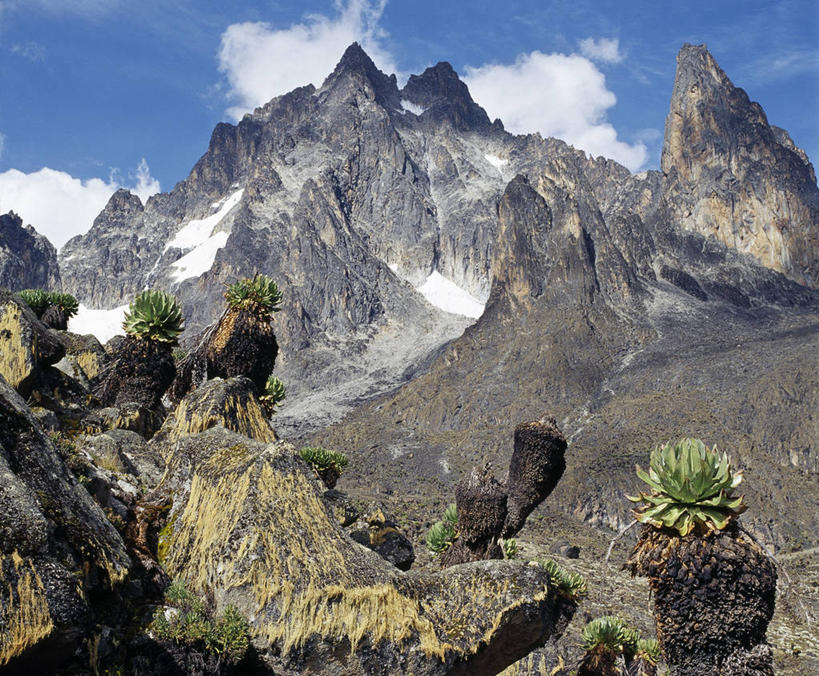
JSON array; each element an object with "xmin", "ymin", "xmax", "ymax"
[
  {"xmin": 54, "ymin": 332, "xmax": 107, "ymax": 387},
  {"xmin": 0, "ymin": 376, "xmax": 130, "ymax": 670},
  {"xmin": 347, "ymin": 504, "xmax": 415, "ymax": 571},
  {"xmin": 151, "ymin": 376, "xmax": 276, "ymax": 453},
  {"xmin": 0, "ymin": 289, "xmax": 64, "ymax": 395},
  {"xmin": 149, "ymin": 427, "xmax": 574, "ymax": 674}
]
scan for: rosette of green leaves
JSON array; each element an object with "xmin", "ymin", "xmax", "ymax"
[
  {"xmin": 581, "ymin": 616, "xmax": 635, "ymax": 653},
  {"xmin": 47, "ymin": 292, "xmax": 79, "ymax": 318},
  {"xmin": 628, "ymin": 438, "xmax": 746, "ymax": 536},
  {"xmin": 635, "ymin": 638, "xmax": 661, "ymax": 664},
  {"xmin": 298, "ymin": 446, "xmax": 348, "ymax": 474},
  {"xmin": 19, "ymin": 289, "xmax": 50, "ymax": 317},
  {"xmin": 535, "ymin": 558, "xmax": 587, "ymax": 600},
  {"xmin": 260, "ymin": 375, "xmax": 286, "ymax": 413},
  {"xmin": 224, "ymin": 274, "xmax": 282, "ymax": 319},
  {"xmin": 426, "ymin": 503, "xmax": 458, "ymax": 555},
  {"xmin": 123, "ymin": 290, "xmax": 184, "ymax": 344}
]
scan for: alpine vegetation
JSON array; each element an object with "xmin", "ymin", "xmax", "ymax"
[
  {"xmin": 627, "ymin": 439, "xmax": 776, "ymax": 675},
  {"xmin": 95, "ymin": 289, "xmax": 184, "ymax": 412}
]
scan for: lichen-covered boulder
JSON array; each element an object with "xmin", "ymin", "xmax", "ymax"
[
  {"xmin": 150, "ymin": 428, "xmax": 574, "ymax": 675},
  {"xmin": 0, "ymin": 289, "xmax": 64, "ymax": 395},
  {"xmin": 81, "ymin": 428, "xmax": 164, "ymax": 489},
  {"xmin": 347, "ymin": 504, "xmax": 415, "ymax": 571},
  {"xmin": 54, "ymin": 331, "xmax": 107, "ymax": 387},
  {"xmin": 0, "ymin": 376, "xmax": 130, "ymax": 670},
  {"xmin": 151, "ymin": 376, "xmax": 276, "ymax": 453}
]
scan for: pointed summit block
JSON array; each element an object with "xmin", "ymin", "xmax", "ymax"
[
  {"xmin": 401, "ymin": 62, "xmax": 493, "ymax": 131},
  {"xmin": 322, "ymin": 42, "xmax": 398, "ymax": 106},
  {"xmin": 662, "ymin": 44, "xmax": 819, "ymax": 288}
]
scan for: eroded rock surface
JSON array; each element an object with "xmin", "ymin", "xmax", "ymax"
[
  {"xmin": 149, "ymin": 427, "xmax": 574, "ymax": 675},
  {"xmin": 0, "ymin": 212, "xmax": 60, "ymax": 292},
  {"xmin": 0, "ymin": 377, "xmax": 130, "ymax": 670}
]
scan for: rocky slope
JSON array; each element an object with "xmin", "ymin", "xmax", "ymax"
[{"xmin": 0, "ymin": 211, "xmax": 61, "ymax": 291}]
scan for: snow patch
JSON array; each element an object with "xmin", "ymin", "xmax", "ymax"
[
  {"xmin": 417, "ymin": 271, "xmax": 485, "ymax": 319},
  {"xmin": 170, "ymin": 231, "xmax": 230, "ymax": 282},
  {"xmin": 164, "ymin": 188, "xmax": 244, "ymax": 282},
  {"xmin": 68, "ymin": 304, "xmax": 128, "ymax": 344},
  {"xmin": 165, "ymin": 189, "xmax": 244, "ymax": 253},
  {"xmin": 484, "ymin": 153, "xmax": 509, "ymax": 171},
  {"xmin": 400, "ymin": 99, "xmax": 426, "ymax": 116}
]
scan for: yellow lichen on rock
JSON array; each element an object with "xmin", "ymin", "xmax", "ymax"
[
  {"xmin": 0, "ymin": 552, "xmax": 55, "ymax": 666},
  {"xmin": 76, "ymin": 351, "xmax": 101, "ymax": 381},
  {"xmin": 156, "ymin": 387, "xmax": 276, "ymax": 449},
  {"xmin": 0, "ymin": 302, "xmax": 33, "ymax": 389}
]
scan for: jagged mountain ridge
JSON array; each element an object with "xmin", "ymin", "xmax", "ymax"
[{"xmin": 58, "ymin": 43, "xmax": 818, "ymax": 433}]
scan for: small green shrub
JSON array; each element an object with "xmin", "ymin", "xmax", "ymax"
[
  {"xmin": 426, "ymin": 503, "xmax": 458, "ymax": 555},
  {"xmin": 298, "ymin": 446, "xmax": 348, "ymax": 474},
  {"xmin": 149, "ymin": 580, "xmax": 249, "ymax": 662},
  {"xmin": 535, "ymin": 558, "xmax": 587, "ymax": 600},
  {"xmin": 19, "ymin": 289, "xmax": 50, "ymax": 317},
  {"xmin": 260, "ymin": 375, "xmax": 286, "ymax": 414},
  {"xmin": 628, "ymin": 438, "xmax": 746, "ymax": 536},
  {"xmin": 18, "ymin": 289, "xmax": 79, "ymax": 319},
  {"xmin": 48, "ymin": 292, "xmax": 79, "ymax": 318},
  {"xmin": 224, "ymin": 274, "xmax": 282, "ymax": 319},
  {"xmin": 122, "ymin": 290, "xmax": 184, "ymax": 344},
  {"xmin": 500, "ymin": 538, "xmax": 518, "ymax": 559}
]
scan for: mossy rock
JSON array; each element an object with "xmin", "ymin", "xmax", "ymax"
[{"xmin": 149, "ymin": 427, "xmax": 574, "ymax": 674}]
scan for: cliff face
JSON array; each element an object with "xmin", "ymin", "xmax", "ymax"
[
  {"xmin": 0, "ymin": 212, "xmax": 61, "ymax": 291},
  {"xmin": 661, "ymin": 44, "xmax": 819, "ymax": 288}
]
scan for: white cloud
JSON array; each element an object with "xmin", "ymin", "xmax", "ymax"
[
  {"xmin": 218, "ymin": 0, "xmax": 398, "ymax": 120},
  {"xmin": 578, "ymin": 37, "xmax": 623, "ymax": 64},
  {"xmin": 0, "ymin": 159, "xmax": 160, "ymax": 249},
  {"xmin": 463, "ymin": 51, "xmax": 648, "ymax": 171}
]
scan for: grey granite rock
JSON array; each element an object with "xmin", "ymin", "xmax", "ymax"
[{"xmin": 0, "ymin": 212, "xmax": 60, "ymax": 292}]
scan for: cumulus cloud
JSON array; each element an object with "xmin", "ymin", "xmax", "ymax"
[
  {"xmin": 0, "ymin": 159, "xmax": 160, "ymax": 249},
  {"xmin": 463, "ymin": 51, "xmax": 648, "ymax": 171},
  {"xmin": 578, "ymin": 37, "xmax": 623, "ymax": 64},
  {"xmin": 218, "ymin": 0, "xmax": 397, "ymax": 120}
]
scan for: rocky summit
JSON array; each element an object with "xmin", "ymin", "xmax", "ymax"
[
  {"xmin": 0, "ymin": 211, "xmax": 61, "ymax": 292},
  {"xmin": 0, "ymin": 40, "xmax": 817, "ymax": 674}
]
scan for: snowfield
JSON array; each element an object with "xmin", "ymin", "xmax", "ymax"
[{"xmin": 417, "ymin": 271, "xmax": 485, "ymax": 318}]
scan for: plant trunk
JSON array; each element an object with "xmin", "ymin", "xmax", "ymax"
[
  {"xmin": 206, "ymin": 307, "xmax": 278, "ymax": 393},
  {"xmin": 41, "ymin": 305, "xmax": 67, "ymax": 331},
  {"xmin": 503, "ymin": 415, "xmax": 566, "ymax": 537},
  {"xmin": 576, "ymin": 646, "xmax": 621, "ymax": 676},
  {"xmin": 440, "ymin": 464, "xmax": 507, "ymax": 567},
  {"xmin": 95, "ymin": 336, "xmax": 176, "ymax": 410},
  {"xmin": 626, "ymin": 524, "xmax": 776, "ymax": 676}
]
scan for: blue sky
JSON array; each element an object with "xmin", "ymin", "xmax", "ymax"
[{"xmin": 0, "ymin": 0, "xmax": 816, "ymax": 247}]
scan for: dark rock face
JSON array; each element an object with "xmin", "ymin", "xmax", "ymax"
[
  {"xmin": 0, "ymin": 289, "xmax": 65, "ymax": 395},
  {"xmin": 0, "ymin": 212, "xmax": 60, "ymax": 292},
  {"xmin": 662, "ymin": 44, "xmax": 819, "ymax": 288},
  {"xmin": 0, "ymin": 377, "xmax": 129, "ymax": 669},
  {"xmin": 627, "ymin": 525, "xmax": 776, "ymax": 675},
  {"xmin": 503, "ymin": 416, "xmax": 567, "ymax": 537}
]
